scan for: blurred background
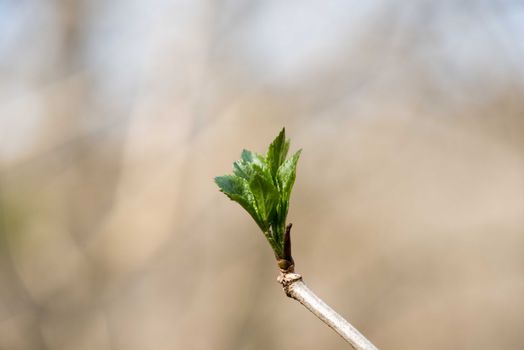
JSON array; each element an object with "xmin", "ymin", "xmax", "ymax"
[{"xmin": 1, "ymin": 0, "xmax": 524, "ymax": 349}]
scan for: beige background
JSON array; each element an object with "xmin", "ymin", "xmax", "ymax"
[{"xmin": 1, "ymin": 1, "xmax": 524, "ymax": 349}]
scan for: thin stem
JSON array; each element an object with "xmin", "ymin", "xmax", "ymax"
[{"xmin": 278, "ymin": 272, "xmax": 379, "ymax": 350}]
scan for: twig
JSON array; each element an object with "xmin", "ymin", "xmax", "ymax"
[
  {"xmin": 278, "ymin": 272, "xmax": 379, "ymax": 350},
  {"xmin": 215, "ymin": 129, "xmax": 378, "ymax": 348}
]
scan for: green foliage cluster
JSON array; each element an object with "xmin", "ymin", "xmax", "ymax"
[{"xmin": 215, "ymin": 128, "xmax": 301, "ymax": 258}]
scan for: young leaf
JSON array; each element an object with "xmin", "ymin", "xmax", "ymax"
[
  {"xmin": 241, "ymin": 149, "xmax": 266, "ymax": 169},
  {"xmin": 214, "ymin": 175, "xmax": 265, "ymax": 231},
  {"xmin": 267, "ymin": 128, "xmax": 290, "ymax": 181},
  {"xmin": 277, "ymin": 149, "xmax": 302, "ymax": 204},
  {"xmin": 233, "ymin": 160, "xmax": 251, "ymax": 179},
  {"xmin": 249, "ymin": 171, "xmax": 279, "ymax": 230},
  {"xmin": 215, "ymin": 128, "xmax": 300, "ymax": 259}
]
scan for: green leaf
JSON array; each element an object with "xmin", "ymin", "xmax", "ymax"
[
  {"xmin": 267, "ymin": 128, "xmax": 290, "ymax": 181},
  {"xmin": 277, "ymin": 149, "xmax": 302, "ymax": 203},
  {"xmin": 233, "ymin": 160, "xmax": 251, "ymax": 179},
  {"xmin": 273, "ymin": 150, "xmax": 301, "ymax": 246},
  {"xmin": 249, "ymin": 170, "xmax": 279, "ymax": 229},
  {"xmin": 241, "ymin": 149, "xmax": 265, "ymax": 167},
  {"xmin": 234, "ymin": 150, "xmax": 266, "ymax": 179},
  {"xmin": 214, "ymin": 175, "xmax": 265, "ymax": 231},
  {"xmin": 215, "ymin": 128, "xmax": 301, "ymax": 259}
]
